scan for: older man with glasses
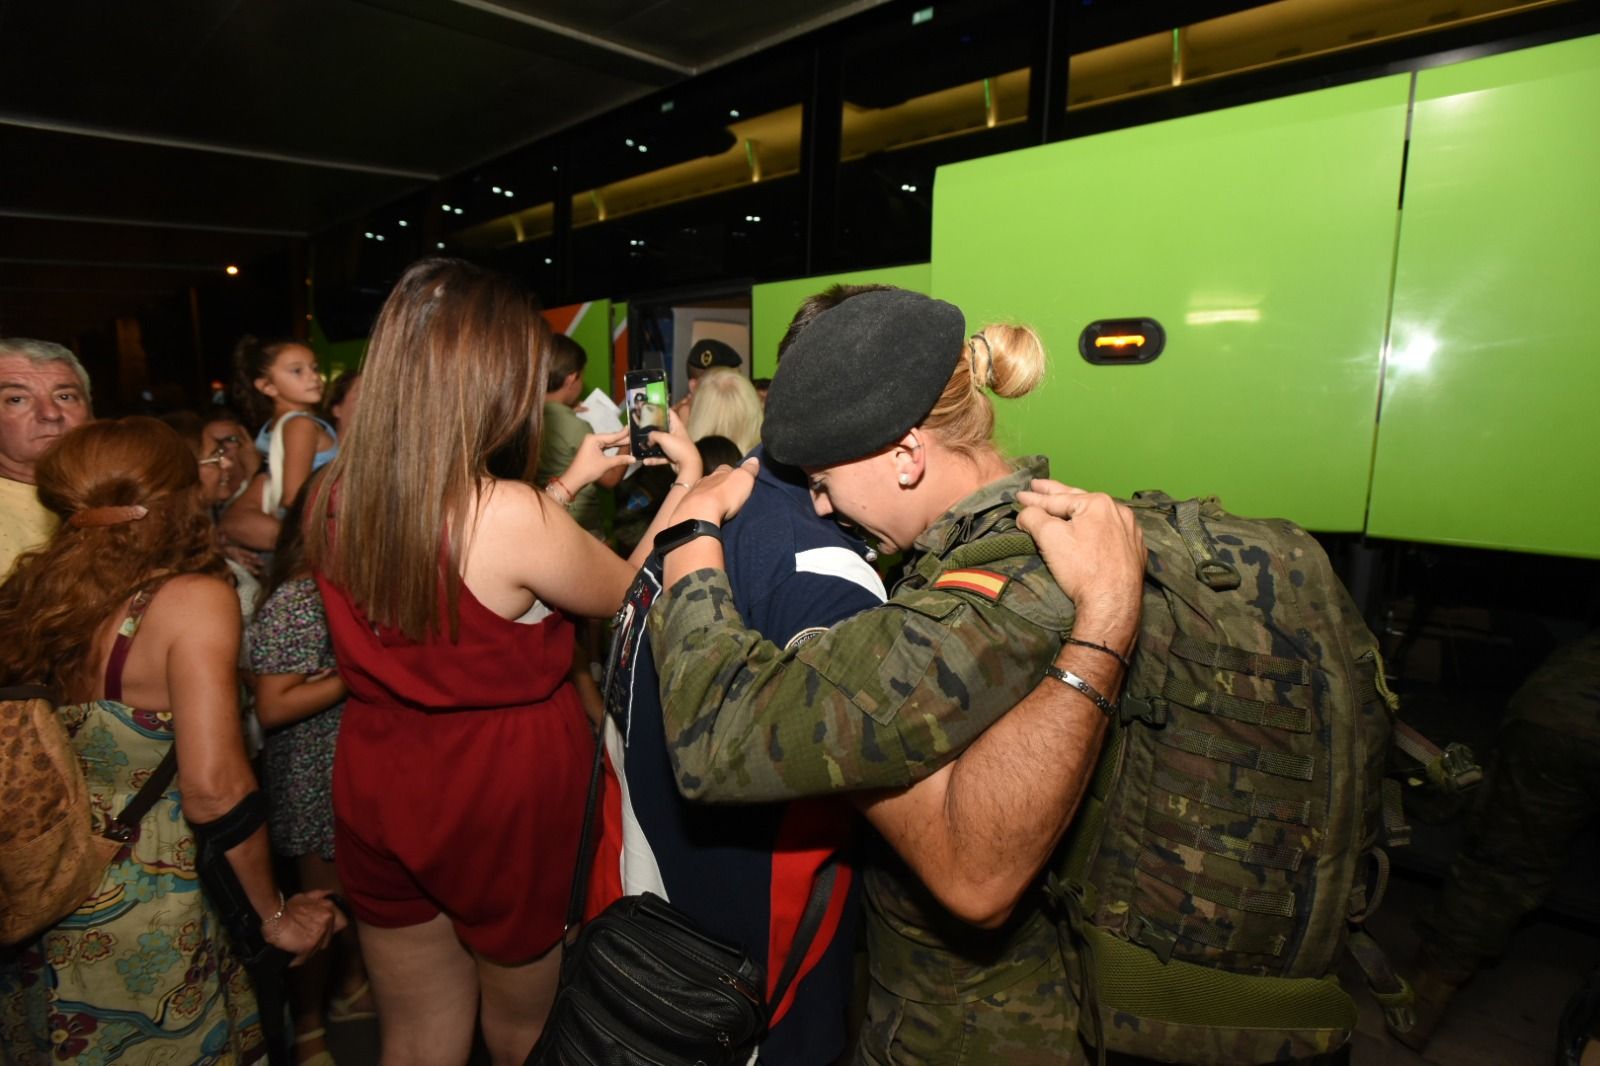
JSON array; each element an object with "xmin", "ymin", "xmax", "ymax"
[{"xmin": 0, "ymin": 338, "xmax": 93, "ymax": 577}]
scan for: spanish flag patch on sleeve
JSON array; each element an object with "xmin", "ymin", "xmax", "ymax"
[{"xmin": 932, "ymin": 568, "xmax": 1011, "ymax": 601}]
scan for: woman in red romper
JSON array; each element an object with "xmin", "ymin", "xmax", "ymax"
[{"xmin": 307, "ymin": 259, "xmax": 701, "ymax": 1066}]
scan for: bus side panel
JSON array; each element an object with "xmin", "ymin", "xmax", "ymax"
[
  {"xmin": 1367, "ymin": 35, "xmax": 1600, "ymax": 559},
  {"xmin": 750, "ymin": 263, "xmax": 932, "ymax": 378},
  {"xmin": 931, "ymin": 76, "xmax": 1411, "ymax": 532}
]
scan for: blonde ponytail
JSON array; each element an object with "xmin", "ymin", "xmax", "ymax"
[{"xmin": 920, "ymin": 322, "xmax": 1047, "ymax": 457}]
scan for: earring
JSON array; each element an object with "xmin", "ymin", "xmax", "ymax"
[{"xmin": 898, "ymin": 474, "xmax": 911, "ymax": 486}]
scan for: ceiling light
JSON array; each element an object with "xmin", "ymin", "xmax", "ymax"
[
  {"xmin": 437, "ymin": 242, "xmax": 446, "ymax": 249},
  {"xmin": 638, "ymin": 145, "xmax": 648, "ymax": 153},
  {"xmin": 544, "ymin": 257, "xmax": 553, "ymax": 264},
  {"xmin": 224, "ymin": 265, "xmax": 239, "ymax": 276},
  {"xmin": 375, "ymin": 234, "xmax": 385, "ymax": 241},
  {"xmin": 625, "ymin": 138, "xmax": 635, "ymax": 147},
  {"xmin": 398, "ymin": 220, "xmax": 408, "ymax": 227},
  {"xmin": 454, "ymin": 207, "xmax": 463, "ymax": 215},
  {"xmin": 503, "ymin": 190, "xmax": 514, "ymax": 198},
  {"xmin": 729, "ymin": 109, "xmax": 740, "ymax": 118},
  {"xmin": 492, "ymin": 185, "xmax": 502, "ymax": 193},
  {"xmin": 441, "ymin": 203, "xmax": 452, "ymax": 211},
  {"xmin": 364, "ymin": 232, "xmax": 374, "ymax": 238}
]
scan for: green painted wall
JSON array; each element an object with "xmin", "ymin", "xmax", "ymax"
[
  {"xmin": 556, "ymin": 299, "xmax": 614, "ymax": 396},
  {"xmin": 308, "ymin": 317, "xmax": 367, "ymax": 376},
  {"xmin": 1366, "ymin": 36, "xmax": 1600, "ymax": 558},
  {"xmin": 750, "ymin": 263, "xmax": 932, "ymax": 378},
  {"xmin": 932, "ymin": 77, "xmax": 1411, "ymax": 533}
]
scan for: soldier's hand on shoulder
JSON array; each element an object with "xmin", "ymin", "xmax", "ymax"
[
  {"xmin": 1017, "ymin": 479, "xmax": 1143, "ymax": 637},
  {"xmin": 671, "ymin": 456, "xmax": 760, "ymax": 525}
]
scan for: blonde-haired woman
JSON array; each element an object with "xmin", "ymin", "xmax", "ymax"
[
  {"xmin": 648, "ymin": 288, "xmax": 1143, "ymax": 1063},
  {"xmin": 683, "ymin": 367, "xmax": 763, "ymax": 455},
  {"xmin": 306, "ymin": 258, "xmax": 698, "ymax": 1066}
]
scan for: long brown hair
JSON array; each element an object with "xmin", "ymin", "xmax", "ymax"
[
  {"xmin": 306, "ymin": 258, "xmax": 549, "ymax": 641},
  {"xmin": 0, "ymin": 417, "xmax": 227, "ymax": 699}
]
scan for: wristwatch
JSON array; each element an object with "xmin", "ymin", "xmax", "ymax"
[{"xmin": 654, "ymin": 518, "xmax": 722, "ymax": 557}]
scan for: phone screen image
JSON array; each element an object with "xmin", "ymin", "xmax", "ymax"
[{"xmin": 626, "ymin": 372, "xmax": 669, "ymax": 458}]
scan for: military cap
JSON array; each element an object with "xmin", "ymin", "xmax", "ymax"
[
  {"xmin": 763, "ymin": 289, "xmax": 965, "ymax": 468},
  {"xmin": 686, "ymin": 338, "xmax": 742, "ymax": 372}
]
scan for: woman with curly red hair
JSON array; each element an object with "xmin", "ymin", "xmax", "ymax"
[{"xmin": 0, "ymin": 417, "xmax": 342, "ymax": 1064}]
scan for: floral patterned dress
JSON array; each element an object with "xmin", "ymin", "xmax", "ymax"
[
  {"xmin": 247, "ymin": 578, "xmax": 342, "ymax": 861},
  {"xmin": 0, "ymin": 599, "xmax": 265, "ymax": 1064}
]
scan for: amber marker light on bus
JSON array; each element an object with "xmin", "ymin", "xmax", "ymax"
[{"xmin": 1079, "ymin": 318, "xmax": 1165, "ymax": 365}]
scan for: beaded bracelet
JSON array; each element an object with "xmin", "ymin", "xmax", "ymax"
[
  {"xmin": 1043, "ymin": 665, "xmax": 1118, "ymax": 717},
  {"xmin": 262, "ymin": 891, "xmax": 287, "ymax": 930},
  {"xmin": 546, "ymin": 476, "xmax": 574, "ymax": 507}
]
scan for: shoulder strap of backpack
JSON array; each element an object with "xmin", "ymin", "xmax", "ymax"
[{"xmin": 943, "ymin": 529, "xmax": 1036, "ymax": 570}]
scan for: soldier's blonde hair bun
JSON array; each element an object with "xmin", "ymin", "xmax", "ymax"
[{"xmin": 923, "ymin": 322, "xmax": 1047, "ymax": 456}]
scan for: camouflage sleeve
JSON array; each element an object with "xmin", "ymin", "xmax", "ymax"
[{"xmin": 647, "ymin": 565, "xmax": 1070, "ymax": 803}]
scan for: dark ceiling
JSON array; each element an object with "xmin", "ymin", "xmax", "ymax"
[{"xmin": 0, "ymin": 0, "xmax": 887, "ymax": 341}]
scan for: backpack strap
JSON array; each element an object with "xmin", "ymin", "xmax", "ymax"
[
  {"xmin": 1172, "ymin": 498, "xmax": 1241, "ymax": 591},
  {"xmin": 104, "ymin": 586, "xmax": 160, "ymax": 703},
  {"xmin": 943, "ymin": 529, "xmax": 1035, "ymax": 570}
]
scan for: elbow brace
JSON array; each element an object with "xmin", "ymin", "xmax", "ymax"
[{"xmin": 189, "ymin": 791, "xmax": 283, "ymax": 966}]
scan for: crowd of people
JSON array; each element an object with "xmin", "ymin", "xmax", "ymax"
[{"xmin": 1, "ymin": 258, "xmax": 1590, "ymax": 1066}]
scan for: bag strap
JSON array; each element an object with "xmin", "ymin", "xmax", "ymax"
[
  {"xmin": 560, "ymin": 721, "xmax": 842, "ymax": 1017},
  {"xmin": 0, "ymin": 683, "xmax": 53, "ymax": 702},
  {"xmin": 104, "ymin": 746, "xmax": 178, "ymax": 843},
  {"xmin": 562, "ymin": 723, "xmax": 609, "ymax": 937},
  {"xmin": 767, "ymin": 860, "xmax": 838, "ymax": 1018}
]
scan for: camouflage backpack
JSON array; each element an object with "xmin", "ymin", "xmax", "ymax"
[{"xmin": 943, "ymin": 492, "xmax": 1477, "ymax": 1064}]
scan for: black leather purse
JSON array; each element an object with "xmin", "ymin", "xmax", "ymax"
[{"xmin": 527, "ymin": 725, "xmax": 837, "ymax": 1066}]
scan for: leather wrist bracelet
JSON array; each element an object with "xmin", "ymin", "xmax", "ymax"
[
  {"xmin": 1043, "ymin": 665, "xmax": 1118, "ymax": 717},
  {"xmin": 1063, "ymin": 636, "xmax": 1132, "ymax": 672}
]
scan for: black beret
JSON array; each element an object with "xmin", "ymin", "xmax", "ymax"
[
  {"xmin": 686, "ymin": 338, "xmax": 742, "ymax": 372},
  {"xmin": 763, "ymin": 290, "xmax": 965, "ymax": 467}
]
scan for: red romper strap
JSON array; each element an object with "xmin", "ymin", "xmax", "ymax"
[{"xmin": 104, "ymin": 586, "xmax": 159, "ymax": 702}]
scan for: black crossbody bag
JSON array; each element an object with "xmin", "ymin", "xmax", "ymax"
[{"xmin": 527, "ymin": 718, "xmax": 837, "ymax": 1066}]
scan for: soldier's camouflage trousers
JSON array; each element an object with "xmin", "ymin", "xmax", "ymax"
[{"xmin": 1419, "ymin": 719, "xmax": 1600, "ymax": 974}]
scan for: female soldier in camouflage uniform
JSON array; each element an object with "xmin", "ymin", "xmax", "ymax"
[{"xmin": 646, "ymin": 289, "xmax": 1145, "ymax": 1064}]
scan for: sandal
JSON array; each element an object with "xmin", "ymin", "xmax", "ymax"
[
  {"xmin": 293, "ymin": 1026, "xmax": 336, "ymax": 1066},
  {"xmin": 327, "ymin": 980, "xmax": 377, "ymax": 1023}
]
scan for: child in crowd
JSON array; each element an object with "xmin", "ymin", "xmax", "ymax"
[
  {"xmin": 232, "ymin": 336, "xmax": 338, "ymax": 518},
  {"xmin": 248, "ymin": 483, "xmax": 372, "ymax": 1065}
]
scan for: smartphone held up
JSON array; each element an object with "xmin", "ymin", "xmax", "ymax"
[{"xmin": 625, "ymin": 369, "xmax": 669, "ymax": 459}]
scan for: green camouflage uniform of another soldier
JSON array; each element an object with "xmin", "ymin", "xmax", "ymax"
[
  {"xmin": 649, "ymin": 457, "xmax": 1089, "ymax": 1065},
  {"xmin": 1417, "ymin": 629, "xmax": 1600, "ymax": 978}
]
